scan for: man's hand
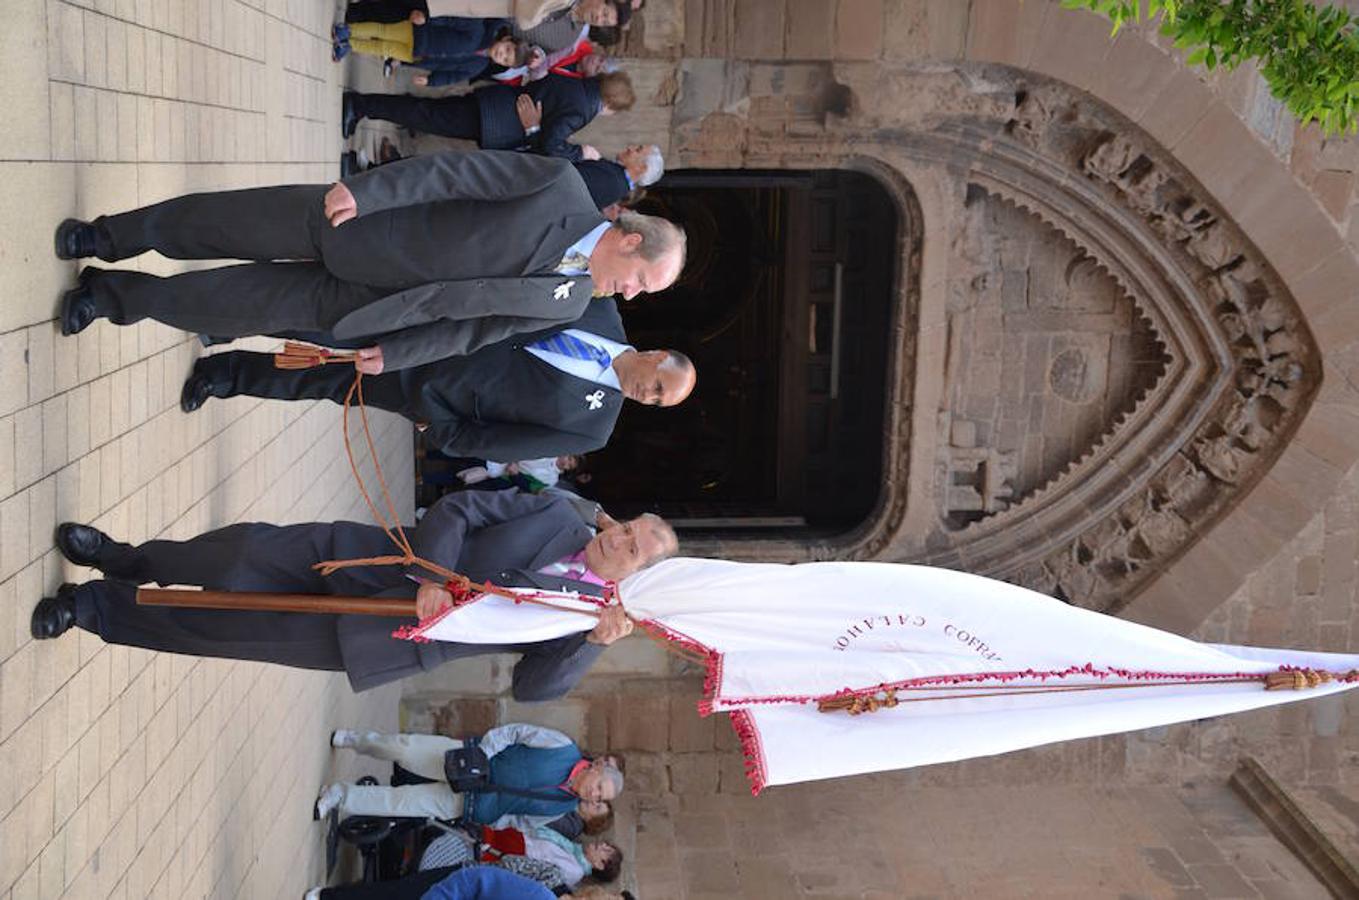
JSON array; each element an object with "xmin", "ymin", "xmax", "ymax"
[
  {"xmin": 595, "ymin": 509, "xmax": 619, "ymax": 531},
  {"xmin": 412, "ymin": 74, "xmax": 429, "ymax": 86},
  {"xmin": 516, "ymin": 94, "xmax": 543, "ymax": 130},
  {"xmin": 586, "ymin": 605, "xmax": 633, "ymax": 645},
  {"xmin": 579, "ymin": 144, "xmax": 602, "ymax": 161},
  {"xmin": 457, "ymin": 466, "xmax": 490, "ymax": 484},
  {"xmin": 324, "ymin": 182, "xmax": 358, "ymax": 227},
  {"xmin": 416, "ymin": 582, "xmax": 454, "ymax": 620},
  {"xmin": 408, "ymin": 9, "xmax": 426, "ymax": 23},
  {"xmin": 355, "ymin": 346, "xmax": 384, "ymax": 375}
]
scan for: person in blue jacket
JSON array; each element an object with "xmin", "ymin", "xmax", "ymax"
[
  {"xmin": 305, "ymin": 864, "xmax": 636, "ymax": 899},
  {"xmin": 335, "ymin": 14, "xmax": 532, "ymax": 86},
  {"xmin": 313, "ymin": 723, "xmax": 624, "ymax": 823}
]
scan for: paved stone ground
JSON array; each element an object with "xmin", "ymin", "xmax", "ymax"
[{"xmin": 0, "ymin": 1, "xmax": 413, "ymax": 898}]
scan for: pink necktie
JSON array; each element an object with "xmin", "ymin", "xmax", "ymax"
[{"xmin": 540, "ymin": 551, "xmax": 606, "ymax": 586}]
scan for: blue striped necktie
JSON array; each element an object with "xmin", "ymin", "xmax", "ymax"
[{"xmin": 529, "ymin": 333, "xmax": 612, "ymax": 369}]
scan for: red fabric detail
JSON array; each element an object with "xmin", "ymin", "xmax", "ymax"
[
  {"xmin": 388, "ymin": 623, "xmax": 431, "ymax": 643},
  {"xmin": 479, "ymin": 826, "xmax": 527, "ymax": 859},
  {"xmin": 389, "ymin": 578, "xmax": 485, "ymax": 642},
  {"xmin": 728, "ymin": 709, "xmax": 767, "ymax": 796},
  {"xmin": 634, "ymin": 617, "xmax": 724, "ymax": 716},
  {"xmin": 493, "ymin": 38, "xmax": 593, "ymax": 85},
  {"xmin": 548, "ymin": 42, "xmax": 595, "ymax": 77}
]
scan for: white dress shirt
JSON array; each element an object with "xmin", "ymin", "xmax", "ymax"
[{"xmin": 486, "ymin": 458, "xmax": 562, "ymax": 486}]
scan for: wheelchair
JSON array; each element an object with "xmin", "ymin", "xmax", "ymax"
[{"xmin": 328, "ymin": 766, "xmax": 475, "ymax": 883}]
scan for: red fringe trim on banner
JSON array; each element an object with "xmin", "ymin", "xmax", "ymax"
[
  {"xmin": 728, "ymin": 709, "xmax": 768, "ymax": 796},
  {"xmin": 708, "ymin": 663, "xmax": 1359, "ymax": 709},
  {"xmin": 388, "ymin": 580, "xmax": 484, "ymax": 642},
  {"xmin": 389, "ymin": 622, "xmax": 431, "ymax": 643},
  {"xmin": 635, "ymin": 617, "xmax": 726, "ymax": 716}
]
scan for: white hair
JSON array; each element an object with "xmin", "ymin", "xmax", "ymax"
[
  {"xmin": 637, "ymin": 145, "xmax": 665, "ymax": 187},
  {"xmin": 601, "ymin": 762, "xmax": 624, "ymax": 795}
]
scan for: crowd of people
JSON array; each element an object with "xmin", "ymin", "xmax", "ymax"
[
  {"xmin": 34, "ymin": 0, "xmax": 678, "ymax": 895},
  {"xmin": 306, "ymin": 724, "xmax": 632, "ymax": 899}
]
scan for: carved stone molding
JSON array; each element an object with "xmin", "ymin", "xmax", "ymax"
[
  {"xmin": 674, "ymin": 66, "xmax": 1320, "ymax": 613},
  {"xmin": 895, "ymin": 80, "xmax": 1319, "ymax": 612}
]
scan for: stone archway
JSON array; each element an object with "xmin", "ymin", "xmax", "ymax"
[
  {"xmin": 606, "ymin": 61, "xmax": 1324, "ymax": 617},
  {"xmin": 588, "ymin": 167, "xmax": 912, "ymax": 540}
]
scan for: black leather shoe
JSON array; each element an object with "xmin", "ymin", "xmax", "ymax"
[
  {"xmin": 55, "ymin": 522, "xmax": 110, "ymax": 567},
  {"xmin": 60, "ymin": 270, "xmax": 101, "ymax": 336},
  {"xmin": 341, "ymin": 91, "xmax": 360, "ymax": 139},
  {"xmin": 54, "ymin": 218, "xmax": 97, "ymax": 260},
  {"xmin": 180, "ymin": 358, "xmax": 225, "ymax": 413},
  {"xmin": 31, "ymin": 584, "xmax": 78, "ymax": 640}
]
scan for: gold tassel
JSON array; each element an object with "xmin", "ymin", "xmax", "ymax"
[
  {"xmin": 818, "ymin": 690, "xmax": 900, "ymax": 715},
  {"xmin": 273, "ymin": 341, "xmax": 357, "ymax": 370},
  {"xmin": 1264, "ymin": 669, "xmax": 1333, "ymax": 691}
]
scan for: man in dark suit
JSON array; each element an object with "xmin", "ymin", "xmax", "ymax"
[
  {"xmin": 342, "ymin": 72, "xmax": 634, "ymax": 163},
  {"xmin": 53, "ymin": 150, "xmax": 686, "ymax": 372},
  {"xmin": 29, "ymin": 490, "xmax": 678, "ymax": 699},
  {"xmin": 574, "ymin": 143, "xmax": 663, "ymax": 210},
  {"xmin": 179, "ymin": 297, "xmax": 697, "ymax": 460}
]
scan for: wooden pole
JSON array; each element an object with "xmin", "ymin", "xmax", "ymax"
[{"xmin": 136, "ymin": 587, "xmax": 416, "ymax": 617}]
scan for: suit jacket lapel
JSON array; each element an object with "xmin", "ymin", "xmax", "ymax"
[
  {"xmin": 526, "ymin": 519, "xmax": 594, "ymax": 570},
  {"xmin": 528, "ymin": 357, "xmax": 622, "ymax": 430},
  {"xmin": 530, "ymin": 212, "xmax": 608, "ymax": 274}
]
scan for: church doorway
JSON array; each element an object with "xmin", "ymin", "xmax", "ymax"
[{"xmin": 588, "ymin": 169, "xmax": 901, "ymax": 540}]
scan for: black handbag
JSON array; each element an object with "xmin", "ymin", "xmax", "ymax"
[
  {"xmin": 443, "ymin": 736, "xmax": 578, "ymax": 802},
  {"xmin": 443, "ymin": 737, "xmax": 492, "ymax": 792}
]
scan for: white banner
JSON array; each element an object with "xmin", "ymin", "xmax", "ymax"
[{"xmin": 410, "ymin": 558, "xmax": 1359, "ymax": 793}]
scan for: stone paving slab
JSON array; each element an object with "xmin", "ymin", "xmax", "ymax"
[{"xmin": 0, "ymin": 1, "xmax": 411, "ymax": 898}]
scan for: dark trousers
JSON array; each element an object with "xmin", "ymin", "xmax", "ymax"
[
  {"xmin": 87, "ymin": 185, "xmax": 383, "ymax": 336},
  {"xmin": 202, "ymin": 330, "xmax": 369, "ymax": 349},
  {"xmin": 352, "ymin": 93, "xmax": 481, "ymax": 141},
  {"xmin": 206, "ymin": 350, "xmax": 414, "ymax": 413},
  {"xmin": 73, "ymin": 525, "xmax": 347, "ymax": 671},
  {"xmin": 344, "ymin": 0, "xmax": 427, "ymax": 24},
  {"xmin": 320, "ymin": 868, "xmax": 457, "ymax": 900}
]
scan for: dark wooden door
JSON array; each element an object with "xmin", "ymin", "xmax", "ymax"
[{"xmin": 584, "ymin": 170, "xmax": 897, "ymax": 537}]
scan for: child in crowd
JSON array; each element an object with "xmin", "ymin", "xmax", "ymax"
[{"xmin": 333, "ymin": 15, "xmax": 533, "ymax": 86}]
